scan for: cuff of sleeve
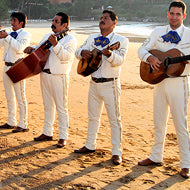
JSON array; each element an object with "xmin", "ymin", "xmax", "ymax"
[
  {"xmin": 106, "ymin": 52, "xmax": 114, "ymax": 62},
  {"xmin": 4, "ymin": 35, "xmax": 12, "ymax": 43},
  {"xmin": 76, "ymin": 50, "xmax": 82, "ymax": 59},
  {"xmin": 143, "ymin": 53, "xmax": 152, "ymax": 63}
]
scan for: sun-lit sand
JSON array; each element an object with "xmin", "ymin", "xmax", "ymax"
[{"xmin": 0, "ymin": 22, "xmax": 189, "ymax": 189}]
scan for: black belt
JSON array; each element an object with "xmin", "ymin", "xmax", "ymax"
[
  {"xmin": 43, "ymin": 69, "xmax": 51, "ymax": 74},
  {"xmin": 92, "ymin": 77, "xmax": 117, "ymax": 83},
  {"xmin": 5, "ymin": 62, "xmax": 15, "ymax": 66}
]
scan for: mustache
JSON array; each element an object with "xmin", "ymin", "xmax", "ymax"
[
  {"xmin": 51, "ymin": 25, "xmax": 56, "ymax": 29},
  {"xmin": 100, "ymin": 21, "xmax": 105, "ymax": 25}
]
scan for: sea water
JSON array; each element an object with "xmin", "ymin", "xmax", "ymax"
[{"xmin": 70, "ymin": 21, "xmax": 163, "ymax": 38}]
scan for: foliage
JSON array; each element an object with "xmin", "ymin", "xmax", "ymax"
[
  {"xmin": 0, "ymin": 0, "xmax": 189, "ymax": 24},
  {"xmin": 0, "ymin": 0, "xmax": 9, "ymax": 21}
]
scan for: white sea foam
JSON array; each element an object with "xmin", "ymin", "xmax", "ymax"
[{"xmin": 70, "ymin": 21, "xmax": 163, "ymax": 37}]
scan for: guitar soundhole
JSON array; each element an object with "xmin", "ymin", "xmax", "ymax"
[{"xmin": 150, "ymin": 66, "xmax": 153, "ymax": 73}]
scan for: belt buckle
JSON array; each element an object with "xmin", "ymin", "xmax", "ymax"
[{"xmin": 93, "ymin": 77, "xmax": 98, "ymax": 82}]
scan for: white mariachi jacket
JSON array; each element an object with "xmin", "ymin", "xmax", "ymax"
[
  {"xmin": 138, "ymin": 25, "xmax": 190, "ymax": 76},
  {"xmin": 35, "ymin": 33, "xmax": 77, "ymax": 75},
  {"xmin": 0, "ymin": 28, "xmax": 31, "ymax": 63},
  {"xmin": 75, "ymin": 32, "xmax": 129, "ymax": 78}
]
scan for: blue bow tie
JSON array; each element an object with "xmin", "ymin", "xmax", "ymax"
[
  {"xmin": 10, "ymin": 31, "xmax": 18, "ymax": 39},
  {"xmin": 161, "ymin": 31, "xmax": 181, "ymax": 44},
  {"xmin": 94, "ymin": 36, "xmax": 110, "ymax": 47}
]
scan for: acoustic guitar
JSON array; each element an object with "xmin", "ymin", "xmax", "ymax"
[
  {"xmin": 140, "ymin": 49, "xmax": 190, "ymax": 85},
  {"xmin": 77, "ymin": 41, "xmax": 120, "ymax": 77},
  {"xmin": 6, "ymin": 28, "xmax": 69, "ymax": 83}
]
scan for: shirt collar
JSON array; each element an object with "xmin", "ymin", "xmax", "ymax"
[
  {"xmin": 168, "ymin": 25, "xmax": 183, "ymax": 36},
  {"xmin": 14, "ymin": 28, "xmax": 23, "ymax": 34},
  {"xmin": 99, "ymin": 31, "xmax": 114, "ymax": 39}
]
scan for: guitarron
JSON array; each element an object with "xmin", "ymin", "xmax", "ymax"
[
  {"xmin": 77, "ymin": 41, "xmax": 120, "ymax": 77},
  {"xmin": 6, "ymin": 28, "xmax": 69, "ymax": 83},
  {"xmin": 140, "ymin": 49, "xmax": 190, "ymax": 84}
]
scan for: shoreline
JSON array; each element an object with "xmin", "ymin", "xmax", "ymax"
[{"xmin": 26, "ymin": 21, "xmax": 149, "ymax": 43}]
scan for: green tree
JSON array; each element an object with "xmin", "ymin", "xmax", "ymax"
[
  {"xmin": 72, "ymin": 0, "xmax": 94, "ymax": 20},
  {"xmin": 0, "ymin": 0, "xmax": 9, "ymax": 21}
]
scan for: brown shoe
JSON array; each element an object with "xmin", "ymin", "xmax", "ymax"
[
  {"xmin": 12, "ymin": 126, "xmax": 29, "ymax": 133},
  {"xmin": 74, "ymin": 146, "xmax": 95, "ymax": 153},
  {"xmin": 112, "ymin": 155, "xmax": 122, "ymax": 165},
  {"xmin": 138, "ymin": 158, "xmax": 162, "ymax": 166},
  {"xmin": 179, "ymin": 168, "xmax": 190, "ymax": 178},
  {"xmin": 34, "ymin": 134, "xmax": 53, "ymax": 141},
  {"xmin": 57, "ymin": 139, "xmax": 66, "ymax": 148},
  {"xmin": 0, "ymin": 123, "xmax": 16, "ymax": 129}
]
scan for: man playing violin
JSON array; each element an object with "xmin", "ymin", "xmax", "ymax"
[
  {"xmin": 0, "ymin": 12, "xmax": 31, "ymax": 133},
  {"xmin": 24, "ymin": 12, "xmax": 77, "ymax": 148},
  {"xmin": 74, "ymin": 10, "xmax": 128, "ymax": 165},
  {"xmin": 138, "ymin": 0, "xmax": 190, "ymax": 178}
]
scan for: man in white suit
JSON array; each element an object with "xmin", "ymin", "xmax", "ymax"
[
  {"xmin": 138, "ymin": 0, "xmax": 190, "ymax": 178},
  {"xmin": 24, "ymin": 12, "xmax": 77, "ymax": 148},
  {"xmin": 0, "ymin": 12, "xmax": 31, "ymax": 133},
  {"xmin": 74, "ymin": 10, "xmax": 128, "ymax": 165}
]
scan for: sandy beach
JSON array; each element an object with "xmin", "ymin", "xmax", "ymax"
[{"xmin": 0, "ymin": 22, "xmax": 190, "ymax": 189}]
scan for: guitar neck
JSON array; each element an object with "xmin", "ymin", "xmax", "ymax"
[
  {"xmin": 105, "ymin": 41, "xmax": 120, "ymax": 51},
  {"xmin": 170, "ymin": 54, "xmax": 190, "ymax": 64},
  {"xmin": 54, "ymin": 27, "xmax": 69, "ymax": 37},
  {"xmin": 42, "ymin": 28, "xmax": 70, "ymax": 49}
]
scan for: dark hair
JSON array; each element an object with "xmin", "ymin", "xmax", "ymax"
[
  {"xmin": 10, "ymin": 12, "xmax": 27, "ymax": 28},
  {"xmin": 56, "ymin": 12, "xmax": 70, "ymax": 26},
  {"xmin": 169, "ymin": 0, "xmax": 186, "ymax": 14},
  {"xmin": 102, "ymin": 10, "xmax": 118, "ymax": 21}
]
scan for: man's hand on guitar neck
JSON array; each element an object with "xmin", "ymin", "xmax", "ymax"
[
  {"xmin": 102, "ymin": 49, "xmax": 112, "ymax": 58},
  {"xmin": 48, "ymin": 34, "xmax": 57, "ymax": 47},
  {"xmin": 81, "ymin": 50, "xmax": 92, "ymax": 59},
  {"xmin": 147, "ymin": 55, "xmax": 162, "ymax": 71}
]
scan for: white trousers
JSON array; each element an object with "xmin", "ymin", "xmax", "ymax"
[
  {"xmin": 85, "ymin": 79, "xmax": 122, "ymax": 156},
  {"xmin": 3, "ymin": 66, "xmax": 28, "ymax": 128},
  {"xmin": 149, "ymin": 77, "xmax": 190, "ymax": 168},
  {"xmin": 40, "ymin": 72, "xmax": 69, "ymax": 140}
]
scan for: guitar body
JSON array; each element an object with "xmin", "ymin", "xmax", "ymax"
[
  {"xmin": 77, "ymin": 48, "xmax": 102, "ymax": 77},
  {"xmin": 77, "ymin": 41, "xmax": 120, "ymax": 77},
  {"xmin": 6, "ymin": 43, "xmax": 50, "ymax": 83},
  {"xmin": 140, "ymin": 49, "xmax": 186, "ymax": 84},
  {"xmin": 6, "ymin": 28, "xmax": 69, "ymax": 83}
]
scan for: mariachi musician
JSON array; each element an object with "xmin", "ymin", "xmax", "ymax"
[
  {"xmin": 74, "ymin": 10, "xmax": 128, "ymax": 165},
  {"xmin": 24, "ymin": 12, "xmax": 77, "ymax": 148},
  {"xmin": 0, "ymin": 12, "xmax": 31, "ymax": 133},
  {"xmin": 138, "ymin": 0, "xmax": 190, "ymax": 178}
]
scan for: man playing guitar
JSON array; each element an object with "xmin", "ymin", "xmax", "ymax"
[
  {"xmin": 24, "ymin": 12, "xmax": 77, "ymax": 148},
  {"xmin": 74, "ymin": 10, "xmax": 128, "ymax": 165},
  {"xmin": 138, "ymin": 0, "xmax": 190, "ymax": 178},
  {"xmin": 0, "ymin": 12, "xmax": 31, "ymax": 133}
]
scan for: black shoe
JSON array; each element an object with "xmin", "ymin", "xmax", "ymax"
[
  {"xmin": 12, "ymin": 126, "xmax": 29, "ymax": 133},
  {"xmin": 34, "ymin": 134, "xmax": 53, "ymax": 141},
  {"xmin": 0, "ymin": 123, "xmax": 16, "ymax": 129},
  {"xmin": 74, "ymin": 146, "xmax": 95, "ymax": 153},
  {"xmin": 57, "ymin": 139, "xmax": 66, "ymax": 148},
  {"xmin": 112, "ymin": 155, "xmax": 122, "ymax": 165}
]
